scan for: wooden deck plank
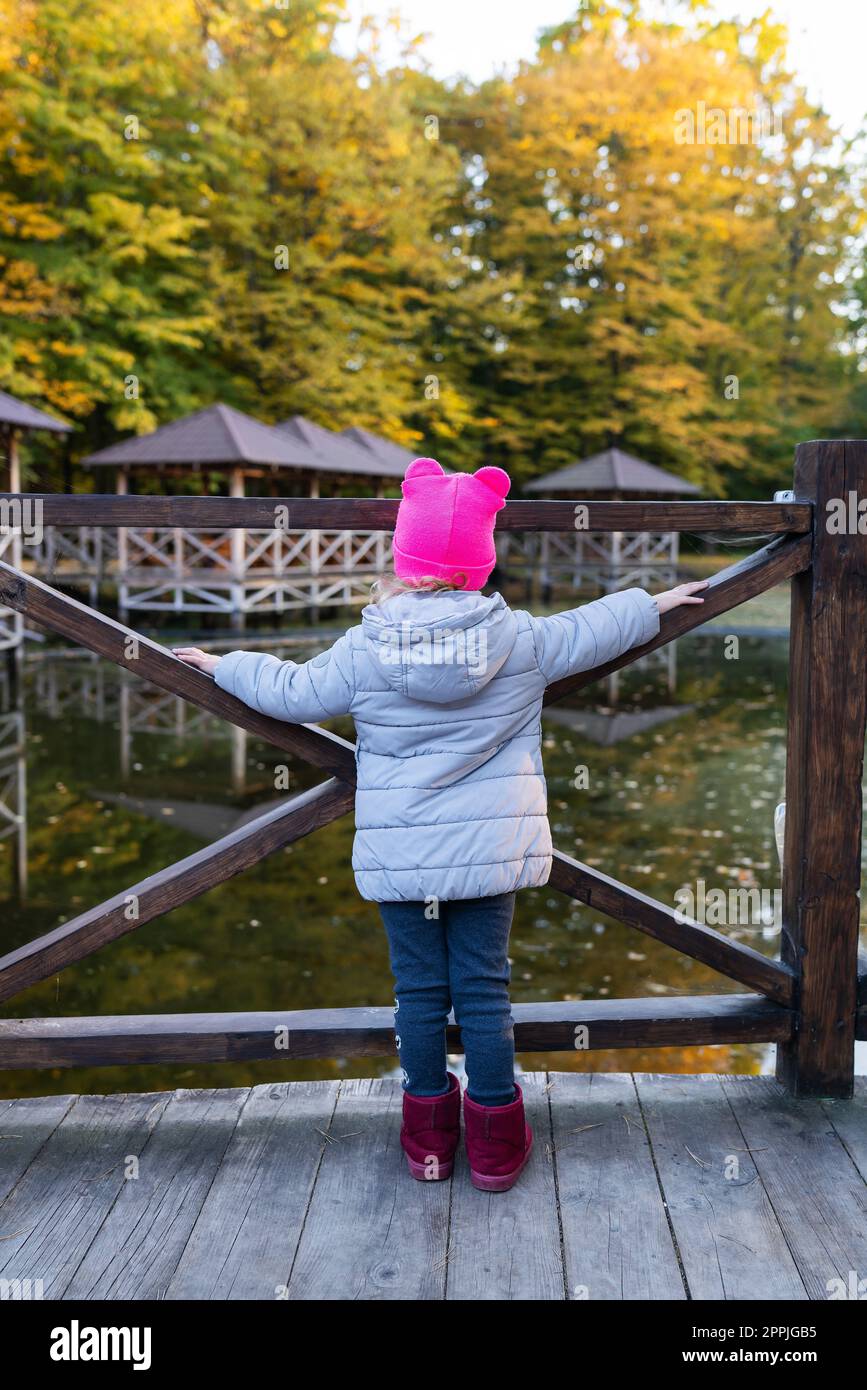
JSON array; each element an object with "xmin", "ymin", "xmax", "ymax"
[
  {"xmin": 721, "ymin": 1075, "xmax": 867, "ymax": 1299},
  {"xmin": 635, "ymin": 1074, "xmax": 807, "ymax": 1300},
  {"xmin": 0, "ymin": 1074, "xmax": 864, "ymax": 1301},
  {"xmin": 550, "ymin": 1072, "xmax": 686, "ymax": 1300},
  {"xmin": 62, "ymin": 1088, "xmax": 250, "ymax": 1300},
  {"xmin": 819, "ymin": 1076, "xmax": 867, "ymax": 1182},
  {"xmin": 286, "ymin": 1077, "xmax": 450, "ymax": 1301},
  {"xmin": 446, "ymin": 1071, "xmax": 564, "ymax": 1301},
  {"xmin": 165, "ymin": 1081, "xmax": 338, "ymax": 1301},
  {"xmin": 0, "ymin": 1092, "xmax": 169, "ymax": 1299},
  {"xmin": 0, "ymin": 1093, "xmax": 76, "ymax": 1204}
]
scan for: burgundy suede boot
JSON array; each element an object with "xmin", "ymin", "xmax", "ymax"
[
  {"xmin": 400, "ymin": 1072, "xmax": 462, "ymax": 1181},
  {"xmin": 463, "ymin": 1083, "xmax": 533, "ymax": 1192}
]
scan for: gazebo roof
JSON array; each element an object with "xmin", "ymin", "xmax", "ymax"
[
  {"xmin": 526, "ymin": 447, "xmax": 700, "ymax": 496},
  {"xmin": 275, "ymin": 417, "xmax": 410, "ymax": 479},
  {"xmin": 83, "ymin": 403, "xmax": 322, "ymax": 470},
  {"xmin": 341, "ymin": 426, "xmax": 417, "ymax": 476},
  {"xmin": 83, "ymin": 404, "xmax": 416, "ymax": 480},
  {"xmin": 0, "ymin": 389, "xmax": 72, "ymax": 433}
]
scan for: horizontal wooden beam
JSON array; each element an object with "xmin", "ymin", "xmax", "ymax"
[
  {"xmin": 549, "ymin": 850, "xmax": 795, "ymax": 1006},
  {"xmin": 544, "ymin": 532, "xmax": 812, "ymax": 705},
  {"xmin": 0, "ymin": 994, "xmax": 792, "ymax": 1067},
  {"xmin": 0, "ymin": 492, "xmax": 812, "ymax": 533},
  {"xmin": 0, "ymin": 561, "xmax": 357, "ymax": 781},
  {"xmin": 0, "ymin": 779, "xmax": 354, "ymax": 1003}
]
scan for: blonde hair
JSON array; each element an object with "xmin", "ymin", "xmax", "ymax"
[{"xmin": 368, "ymin": 571, "xmax": 468, "ymax": 603}]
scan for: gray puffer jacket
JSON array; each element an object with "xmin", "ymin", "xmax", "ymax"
[{"xmin": 214, "ymin": 587, "xmax": 659, "ymax": 902}]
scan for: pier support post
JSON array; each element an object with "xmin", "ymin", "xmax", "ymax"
[
  {"xmin": 777, "ymin": 440, "xmax": 867, "ymax": 1097},
  {"xmin": 229, "ymin": 466, "xmax": 246, "ymax": 634},
  {"xmin": 116, "ymin": 465, "xmax": 129, "ymax": 624}
]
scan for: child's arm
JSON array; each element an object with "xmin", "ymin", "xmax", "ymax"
[
  {"xmin": 527, "ymin": 581, "xmax": 707, "ymax": 684},
  {"xmin": 173, "ymin": 634, "xmax": 356, "ymax": 722}
]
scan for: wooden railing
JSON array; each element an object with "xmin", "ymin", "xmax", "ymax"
[{"xmin": 0, "ymin": 439, "xmax": 864, "ymax": 1097}]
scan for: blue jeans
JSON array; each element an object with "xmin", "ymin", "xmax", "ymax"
[{"xmin": 378, "ymin": 892, "xmax": 517, "ymax": 1108}]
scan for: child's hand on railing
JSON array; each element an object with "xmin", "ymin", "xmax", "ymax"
[
  {"xmin": 653, "ymin": 580, "xmax": 709, "ymax": 615},
  {"xmin": 173, "ymin": 646, "xmax": 220, "ymax": 676}
]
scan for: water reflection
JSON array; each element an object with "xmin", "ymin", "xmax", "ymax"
[
  {"xmin": 0, "ymin": 666, "xmax": 26, "ymax": 902},
  {"xmin": 0, "ymin": 632, "xmax": 863, "ymax": 1098}
]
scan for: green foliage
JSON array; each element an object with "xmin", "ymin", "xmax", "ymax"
[
  {"xmin": 0, "ymin": 0, "xmax": 863, "ymax": 495},
  {"xmin": 432, "ymin": 2, "xmax": 862, "ymax": 491}
]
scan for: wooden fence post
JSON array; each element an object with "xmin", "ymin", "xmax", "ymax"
[{"xmin": 777, "ymin": 440, "xmax": 867, "ymax": 1097}]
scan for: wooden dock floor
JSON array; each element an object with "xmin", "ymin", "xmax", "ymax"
[{"xmin": 1, "ymin": 1072, "xmax": 865, "ymax": 1301}]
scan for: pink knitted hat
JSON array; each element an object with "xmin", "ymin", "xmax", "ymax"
[{"xmin": 392, "ymin": 457, "xmax": 511, "ymax": 590}]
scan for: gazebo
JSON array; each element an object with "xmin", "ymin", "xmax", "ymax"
[
  {"xmin": 0, "ymin": 389, "xmax": 72, "ymax": 652},
  {"xmin": 520, "ymin": 446, "xmax": 701, "ymax": 593},
  {"xmin": 525, "ymin": 446, "xmax": 701, "ymax": 499},
  {"xmin": 276, "ymin": 417, "xmax": 413, "ymax": 491},
  {"xmin": 81, "ymin": 404, "xmax": 414, "ymax": 627},
  {"xmin": 0, "ymin": 387, "xmax": 73, "ymax": 481},
  {"xmin": 81, "ymin": 402, "xmax": 405, "ymax": 491},
  {"xmin": 340, "ymin": 425, "xmax": 417, "ymax": 475}
]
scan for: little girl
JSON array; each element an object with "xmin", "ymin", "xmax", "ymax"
[{"xmin": 175, "ymin": 458, "xmax": 705, "ymax": 1192}]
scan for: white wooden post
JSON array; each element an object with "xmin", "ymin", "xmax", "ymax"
[
  {"xmin": 607, "ymin": 529, "xmax": 622, "ymax": 594},
  {"xmin": 116, "ymin": 466, "xmax": 129, "ymax": 624},
  {"xmin": 309, "ymin": 473, "xmax": 320, "ymax": 623},
  {"xmin": 374, "ymin": 479, "xmax": 387, "ymax": 579},
  {"xmin": 2, "ymin": 430, "xmax": 24, "ymax": 653},
  {"xmin": 229, "ymin": 466, "xmax": 246, "ymax": 633},
  {"xmin": 173, "ymin": 525, "xmax": 184, "ymax": 615}
]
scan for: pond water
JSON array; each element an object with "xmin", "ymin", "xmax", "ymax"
[{"xmin": 1, "ymin": 624, "xmax": 865, "ymax": 1099}]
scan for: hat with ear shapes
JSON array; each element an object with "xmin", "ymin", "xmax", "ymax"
[{"xmin": 392, "ymin": 457, "xmax": 512, "ymax": 590}]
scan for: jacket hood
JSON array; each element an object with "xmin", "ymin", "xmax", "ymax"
[{"xmin": 361, "ymin": 590, "xmax": 519, "ymax": 703}]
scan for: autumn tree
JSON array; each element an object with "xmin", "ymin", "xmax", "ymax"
[
  {"xmin": 430, "ymin": 0, "xmax": 860, "ymax": 493},
  {"xmin": 0, "ymin": 0, "xmax": 861, "ymax": 494}
]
